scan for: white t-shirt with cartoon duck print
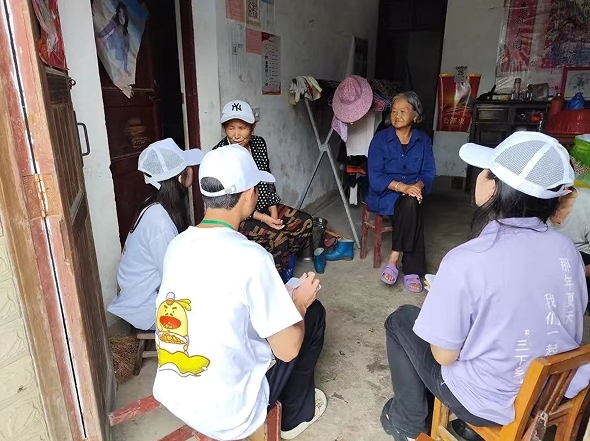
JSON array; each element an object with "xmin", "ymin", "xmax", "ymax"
[{"xmin": 152, "ymin": 226, "xmax": 302, "ymax": 441}]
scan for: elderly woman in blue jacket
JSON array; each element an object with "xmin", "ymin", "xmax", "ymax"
[{"xmin": 367, "ymin": 91, "xmax": 436, "ymax": 292}]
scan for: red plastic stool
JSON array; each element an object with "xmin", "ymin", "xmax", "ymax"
[
  {"xmin": 109, "ymin": 395, "xmax": 281, "ymax": 441},
  {"xmin": 360, "ymin": 202, "xmax": 393, "ymax": 269}
]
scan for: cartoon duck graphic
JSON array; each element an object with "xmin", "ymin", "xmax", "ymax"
[{"xmin": 156, "ymin": 292, "xmax": 210, "ymax": 377}]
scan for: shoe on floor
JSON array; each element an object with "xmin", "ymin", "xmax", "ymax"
[
  {"xmin": 451, "ymin": 419, "xmax": 484, "ymax": 441},
  {"xmin": 380, "ymin": 398, "xmax": 413, "ymax": 441},
  {"xmin": 280, "ymin": 388, "xmax": 327, "ymax": 439}
]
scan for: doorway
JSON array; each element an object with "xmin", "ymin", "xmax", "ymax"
[
  {"xmin": 99, "ymin": 0, "xmax": 199, "ymax": 245},
  {"xmin": 375, "ymin": 0, "xmax": 448, "ymax": 136}
]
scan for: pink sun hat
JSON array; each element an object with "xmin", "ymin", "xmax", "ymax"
[{"xmin": 332, "ymin": 75, "xmax": 373, "ymax": 123}]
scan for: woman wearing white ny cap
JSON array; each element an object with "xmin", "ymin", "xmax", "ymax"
[
  {"xmin": 108, "ymin": 138, "xmax": 203, "ymax": 330},
  {"xmin": 380, "ymin": 132, "xmax": 589, "ymax": 441},
  {"xmin": 213, "ymin": 99, "xmax": 313, "ymax": 279}
]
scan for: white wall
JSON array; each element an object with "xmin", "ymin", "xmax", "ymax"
[
  {"xmin": 57, "ymin": 0, "xmax": 121, "ymax": 325},
  {"xmin": 192, "ymin": 0, "xmax": 223, "ymax": 152},
  {"xmin": 193, "ymin": 0, "xmax": 379, "ymax": 206},
  {"xmin": 433, "ymin": 0, "xmax": 505, "ymax": 177}
]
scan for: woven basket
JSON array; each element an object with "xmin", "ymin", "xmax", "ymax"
[{"xmin": 109, "ymin": 334, "xmax": 139, "ymax": 385}]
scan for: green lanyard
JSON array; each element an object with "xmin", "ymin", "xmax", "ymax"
[{"xmin": 199, "ymin": 219, "xmax": 235, "ymax": 230}]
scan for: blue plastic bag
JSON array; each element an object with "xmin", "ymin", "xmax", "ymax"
[{"xmin": 565, "ymin": 92, "xmax": 585, "ymax": 110}]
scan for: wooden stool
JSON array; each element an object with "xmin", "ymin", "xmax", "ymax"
[
  {"xmin": 133, "ymin": 327, "xmax": 157, "ymax": 376},
  {"xmin": 431, "ymin": 345, "xmax": 590, "ymax": 441},
  {"xmin": 109, "ymin": 394, "xmax": 282, "ymax": 441},
  {"xmin": 360, "ymin": 202, "xmax": 393, "ymax": 268}
]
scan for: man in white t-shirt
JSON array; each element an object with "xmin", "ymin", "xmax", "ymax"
[{"xmin": 152, "ymin": 144, "xmax": 327, "ymax": 440}]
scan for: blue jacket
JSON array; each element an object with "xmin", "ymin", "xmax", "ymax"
[{"xmin": 366, "ymin": 127, "xmax": 436, "ymax": 215}]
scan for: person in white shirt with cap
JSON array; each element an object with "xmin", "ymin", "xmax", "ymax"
[
  {"xmin": 152, "ymin": 144, "xmax": 327, "ymax": 440},
  {"xmin": 108, "ymin": 138, "xmax": 203, "ymax": 331}
]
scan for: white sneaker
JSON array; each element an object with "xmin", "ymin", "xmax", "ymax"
[{"xmin": 281, "ymin": 389, "xmax": 327, "ymax": 440}]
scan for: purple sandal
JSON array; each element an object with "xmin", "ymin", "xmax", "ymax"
[
  {"xmin": 403, "ymin": 274, "xmax": 423, "ymax": 293},
  {"xmin": 380, "ymin": 263, "xmax": 399, "ymax": 285}
]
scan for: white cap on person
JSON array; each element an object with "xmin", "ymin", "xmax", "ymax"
[
  {"xmin": 220, "ymin": 100, "xmax": 255, "ymax": 124},
  {"xmin": 199, "ymin": 144, "xmax": 275, "ymax": 197},
  {"xmin": 138, "ymin": 138, "xmax": 204, "ymax": 189},
  {"xmin": 459, "ymin": 131, "xmax": 574, "ymax": 199}
]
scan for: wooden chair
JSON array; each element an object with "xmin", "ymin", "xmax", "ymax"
[
  {"xmin": 360, "ymin": 202, "xmax": 393, "ymax": 269},
  {"xmin": 109, "ymin": 394, "xmax": 281, "ymax": 441},
  {"xmin": 417, "ymin": 435, "xmax": 435, "ymax": 441},
  {"xmin": 431, "ymin": 345, "xmax": 590, "ymax": 441},
  {"xmin": 133, "ymin": 327, "xmax": 157, "ymax": 376}
]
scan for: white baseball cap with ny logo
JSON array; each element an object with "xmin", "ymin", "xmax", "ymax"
[{"xmin": 220, "ymin": 100, "xmax": 255, "ymax": 124}]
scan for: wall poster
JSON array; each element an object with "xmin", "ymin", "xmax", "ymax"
[
  {"xmin": 247, "ymin": 0, "xmax": 260, "ymax": 27},
  {"xmin": 260, "ymin": 0, "xmax": 275, "ymax": 32},
  {"xmin": 542, "ymin": 0, "xmax": 590, "ymax": 69},
  {"xmin": 262, "ymin": 32, "xmax": 280, "ymax": 95},
  {"xmin": 496, "ymin": 0, "xmax": 590, "ymax": 93},
  {"xmin": 246, "ymin": 28, "xmax": 262, "ymax": 55},
  {"xmin": 93, "ymin": 0, "xmax": 148, "ymax": 98},
  {"xmin": 436, "ymin": 74, "xmax": 481, "ymax": 132},
  {"xmin": 228, "ymin": 22, "xmax": 246, "ymax": 77},
  {"xmin": 498, "ymin": 0, "xmax": 538, "ymax": 74},
  {"xmin": 225, "ymin": 0, "xmax": 246, "ymax": 23}
]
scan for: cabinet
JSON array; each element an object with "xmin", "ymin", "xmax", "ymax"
[{"xmin": 466, "ymin": 101, "xmax": 548, "ymax": 201}]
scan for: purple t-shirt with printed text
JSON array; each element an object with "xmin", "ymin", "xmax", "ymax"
[{"xmin": 414, "ymin": 218, "xmax": 590, "ymax": 425}]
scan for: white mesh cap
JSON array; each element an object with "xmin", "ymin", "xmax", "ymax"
[
  {"xmin": 138, "ymin": 138, "xmax": 204, "ymax": 189},
  {"xmin": 460, "ymin": 132, "xmax": 574, "ymax": 199},
  {"xmin": 199, "ymin": 144, "xmax": 275, "ymax": 197}
]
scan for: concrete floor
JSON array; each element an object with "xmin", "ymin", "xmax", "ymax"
[{"xmin": 113, "ymin": 178, "xmax": 590, "ymax": 441}]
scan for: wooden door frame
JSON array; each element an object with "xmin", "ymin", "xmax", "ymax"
[
  {"xmin": 0, "ymin": 1, "xmax": 106, "ymax": 439},
  {"xmin": 0, "ymin": 98, "xmax": 75, "ymax": 440},
  {"xmin": 0, "ymin": 1, "xmax": 77, "ymax": 440},
  {"xmin": 178, "ymin": 0, "xmax": 204, "ymax": 224}
]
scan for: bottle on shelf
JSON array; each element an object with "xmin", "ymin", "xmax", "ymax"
[
  {"xmin": 548, "ymin": 86, "xmax": 565, "ymax": 118},
  {"xmin": 513, "ymin": 78, "xmax": 522, "ymax": 100}
]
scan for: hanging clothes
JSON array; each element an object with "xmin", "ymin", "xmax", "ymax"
[{"xmin": 289, "ymin": 76, "xmax": 322, "ymax": 105}]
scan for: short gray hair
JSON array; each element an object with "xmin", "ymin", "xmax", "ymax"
[
  {"xmin": 392, "ymin": 91, "xmax": 424, "ymax": 124},
  {"xmin": 201, "ymin": 177, "xmax": 243, "ymax": 210}
]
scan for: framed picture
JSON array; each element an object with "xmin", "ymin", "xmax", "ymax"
[{"xmin": 561, "ymin": 67, "xmax": 590, "ymax": 99}]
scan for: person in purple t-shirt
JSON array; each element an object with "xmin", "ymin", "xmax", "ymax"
[{"xmin": 380, "ymin": 132, "xmax": 590, "ymax": 441}]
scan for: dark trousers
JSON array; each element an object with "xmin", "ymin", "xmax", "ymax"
[
  {"xmin": 240, "ymin": 204, "xmax": 313, "ymax": 272},
  {"xmin": 391, "ymin": 196, "xmax": 426, "ymax": 276},
  {"xmin": 383, "ymin": 305, "xmax": 498, "ymax": 438},
  {"xmin": 267, "ymin": 300, "xmax": 326, "ymax": 431}
]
